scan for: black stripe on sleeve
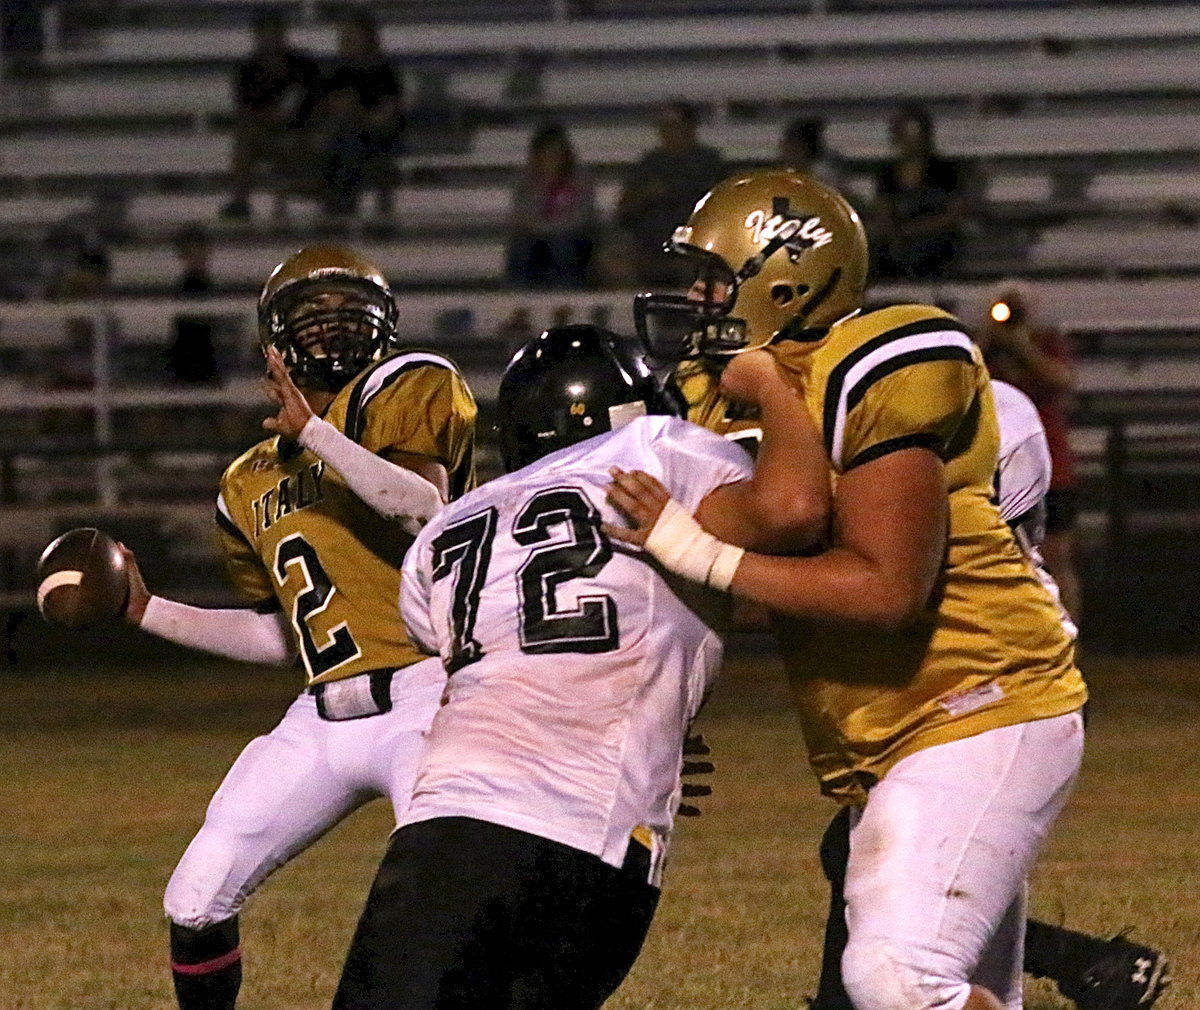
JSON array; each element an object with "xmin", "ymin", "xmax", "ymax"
[
  {"xmin": 822, "ymin": 317, "xmax": 971, "ymax": 457},
  {"xmin": 844, "ymin": 432, "xmax": 943, "ymax": 471},
  {"xmin": 344, "ymin": 353, "xmax": 457, "ymax": 445},
  {"xmin": 844, "ymin": 345, "xmax": 976, "ymax": 417}
]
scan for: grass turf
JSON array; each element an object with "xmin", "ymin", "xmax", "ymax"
[{"xmin": 0, "ymin": 638, "xmax": 1193, "ymax": 1009}]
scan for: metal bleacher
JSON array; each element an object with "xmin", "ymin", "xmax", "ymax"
[{"xmin": 3, "ymin": 0, "xmax": 1200, "ymax": 635}]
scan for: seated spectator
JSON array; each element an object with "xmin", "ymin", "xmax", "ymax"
[
  {"xmin": 495, "ymin": 305, "xmax": 536, "ymax": 361},
  {"xmin": 166, "ymin": 226, "xmax": 220, "ymax": 386},
  {"xmin": 603, "ymin": 100, "xmax": 726, "ymax": 287},
  {"xmin": 504, "ymin": 124, "xmax": 596, "ymax": 289},
  {"xmin": 220, "ymin": 10, "xmax": 320, "ymax": 221},
  {"xmin": 777, "ymin": 116, "xmax": 843, "ymax": 189},
  {"xmin": 312, "ymin": 11, "xmax": 404, "ymax": 219},
  {"xmin": 46, "ymin": 245, "xmax": 111, "ymax": 391},
  {"xmin": 868, "ymin": 104, "xmax": 969, "ymax": 281},
  {"xmin": 41, "ymin": 245, "xmax": 112, "ymax": 442}
]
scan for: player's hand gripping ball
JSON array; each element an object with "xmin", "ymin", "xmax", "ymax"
[{"xmin": 35, "ymin": 528, "xmax": 130, "ymax": 628}]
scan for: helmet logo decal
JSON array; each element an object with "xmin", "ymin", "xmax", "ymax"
[
  {"xmin": 569, "ymin": 402, "xmax": 587, "ymax": 416},
  {"xmin": 744, "ymin": 197, "xmax": 833, "ymax": 254}
]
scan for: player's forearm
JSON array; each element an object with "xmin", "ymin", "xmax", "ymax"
[
  {"xmin": 697, "ymin": 382, "xmax": 830, "ymax": 555},
  {"xmin": 728, "ymin": 547, "xmax": 929, "ymax": 631},
  {"xmin": 139, "ymin": 597, "xmax": 297, "ymax": 664},
  {"xmin": 299, "ymin": 417, "xmax": 444, "ymax": 532},
  {"xmin": 641, "ymin": 498, "xmax": 930, "ymax": 629}
]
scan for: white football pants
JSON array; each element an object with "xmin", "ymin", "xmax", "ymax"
[
  {"xmin": 163, "ymin": 656, "xmax": 446, "ymax": 930},
  {"xmin": 842, "ymin": 710, "xmax": 1085, "ymax": 1010}
]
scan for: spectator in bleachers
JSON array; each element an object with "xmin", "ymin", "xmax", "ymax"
[
  {"xmin": 220, "ymin": 10, "xmax": 321, "ymax": 221},
  {"xmin": 504, "ymin": 124, "xmax": 596, "ymax": 289},
  {"xmin": 0, "ymin": 0, "xmax": 45, "ymax": 78},
  {"xmin": 777, "ymin": 116, "xmax": 843, "ymax": 190},
  {"xmin": 868, "ymin": 104, "xmax": 968, "ymax": 281},
  {"xmin": 40, "ymin": 246, "xmax": 112, "ymax": 442},
  {"xmin": 603, "ymin": 100, "xmax": 726, "ymax": 286},
  {"xmin": 312, "ymin": 11, "xmax": 404, "ymax": 219},
  {"xmin": 166, "ymin": 226, "xmax": 220, "ymax": 386},
  {"xmin": 978, "ymin": 279, "xmax": 1083, "ymax": 626},
  {"xmin": 495, "ymin": 305, "xmax": 537, "ymax": 361},
  {"xmin": 46, "ymin": 245, "xmax": 111, "ymax": 390}
]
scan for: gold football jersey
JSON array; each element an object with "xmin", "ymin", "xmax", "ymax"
[
  {"xmin": 674, "ymin": 357, "xmax": 764, "ymax": 455},
  {"xmin": 215, "ymin": 350, "xmax": 476, "ymax": 686},
  {"xmin": 681, "ymin": 304, "xmax": 1086, "ymax": 803}
]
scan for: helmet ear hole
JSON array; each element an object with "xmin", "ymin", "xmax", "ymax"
[{"xmin": 771, "ymin": 283, "xmax": 796, "ymax": 306}]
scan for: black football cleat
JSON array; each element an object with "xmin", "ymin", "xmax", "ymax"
[{"xmin": 1065, "ymin": 931, "xmax": 1171, "ymax": 1010}]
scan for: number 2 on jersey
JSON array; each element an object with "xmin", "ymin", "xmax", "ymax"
[
  {"xmin": 430, "ymin": 486, "xmax": 618, "ymax": 671},
  {"xmin": 275, "ymin": 533, "xmax": 362, "ymax": 680}
]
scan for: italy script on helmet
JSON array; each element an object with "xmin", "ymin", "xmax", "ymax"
[{"xmin": 634, "ymin": 169, "xmax": 868, "ymax": 360}]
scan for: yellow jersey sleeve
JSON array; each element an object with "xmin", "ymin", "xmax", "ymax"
[
  {"xmin": 214, "ymin": 480, "xmax": 277, "ymax": 609},
  {"xmin": 822, "ymin": 317, "xmax": 979, "ymax": 472},
  {"xmin": 337, "ymin": 351, "xmax": 477, "ymax": 500}
]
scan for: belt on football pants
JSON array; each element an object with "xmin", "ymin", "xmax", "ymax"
[{"xmin": 309, "ymin": 669, "xmax": 395, "ymax": 721}]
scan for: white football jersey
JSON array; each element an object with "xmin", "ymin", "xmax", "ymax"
[
  {"xmin": 993, "ymin": 379, "xmax": 1051, "ymax": 537},
  {"xmin": 993, "ymin": 380, "xmax": 1077, "ymax": 639},
  {"xmin": 400, "ymin": 414, "xmax": 753, "ymax": 873}
]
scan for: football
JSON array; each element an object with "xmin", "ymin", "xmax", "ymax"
[{"xmin": 35, "ymin": 527, "xmax": 130, "ymax": 629}]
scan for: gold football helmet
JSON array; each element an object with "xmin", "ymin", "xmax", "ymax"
[
  {"xmin": 258, "ymin": 245, "xmax": 399, "ymax": 391},
  {"xmin": 635, "ymin": 169, "xmax": 868, "ymax": 359}
]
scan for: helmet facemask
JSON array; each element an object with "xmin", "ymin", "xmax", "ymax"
[
  {"xmin": 260, "ymin": 274, "xmax": 398, "ymax": 392},
  {"xmin": 634, "ymin": 243, "xmax": 749, "ymax": 363}
]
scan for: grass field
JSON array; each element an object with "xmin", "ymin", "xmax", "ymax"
[{"xmin": 1, "ymin": 633, "xmax": 1195, "ymax": 1010}]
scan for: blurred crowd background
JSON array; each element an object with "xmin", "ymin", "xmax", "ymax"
[{"xmin": 2, "ymin": 0, "xmax": 1200, "ymax": 656}]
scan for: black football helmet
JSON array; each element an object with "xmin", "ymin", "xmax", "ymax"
[
  {"xmin": 496, "ymin": 324, "xmax": 681, "ymax": 473},
  {"xmin": 258, "ymin": 245, "xmax": 400, "ymax": 392}
]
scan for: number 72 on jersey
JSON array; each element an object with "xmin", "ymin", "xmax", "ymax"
[{"xmin": 428, "ymin": 486, "xmax": 621, "ymax": 671}]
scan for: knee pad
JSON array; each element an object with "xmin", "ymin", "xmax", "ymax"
[
  {"xmin": 843, "ymin": 935, "xmax": 970, "ymax": 1010},
  {"xmin": 164, "ymin": 831, "xmax": 244, "ymax": 930}
]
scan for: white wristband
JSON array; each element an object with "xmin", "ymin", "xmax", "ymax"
[
  {"xmin": 299, "ymin": 416, "xmax": 444, "ymax": 533},
  {"xmin": 643, "ymin": 498, "xmax": 745, "ymax": 592}
]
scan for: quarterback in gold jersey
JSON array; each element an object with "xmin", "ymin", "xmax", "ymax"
[
  {"xmin": 118, "ymin": 246, "xmax": 475, "ymax": 1010},
  {"xmin": 609, "ymin": 171, "xmax": 1088, "ymax": 1010}
]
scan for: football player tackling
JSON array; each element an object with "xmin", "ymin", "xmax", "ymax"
[
  {"xmin": 331, "ymin": 324, "xmax": 828, "ymax": 1009},
  {"xmin": 118, "ymin": 245, "xmax": 475, "ymax": 1010},
  {"xmin": 606, "ymin": 169, "xmax": 1129, "ymax": 1010}
]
